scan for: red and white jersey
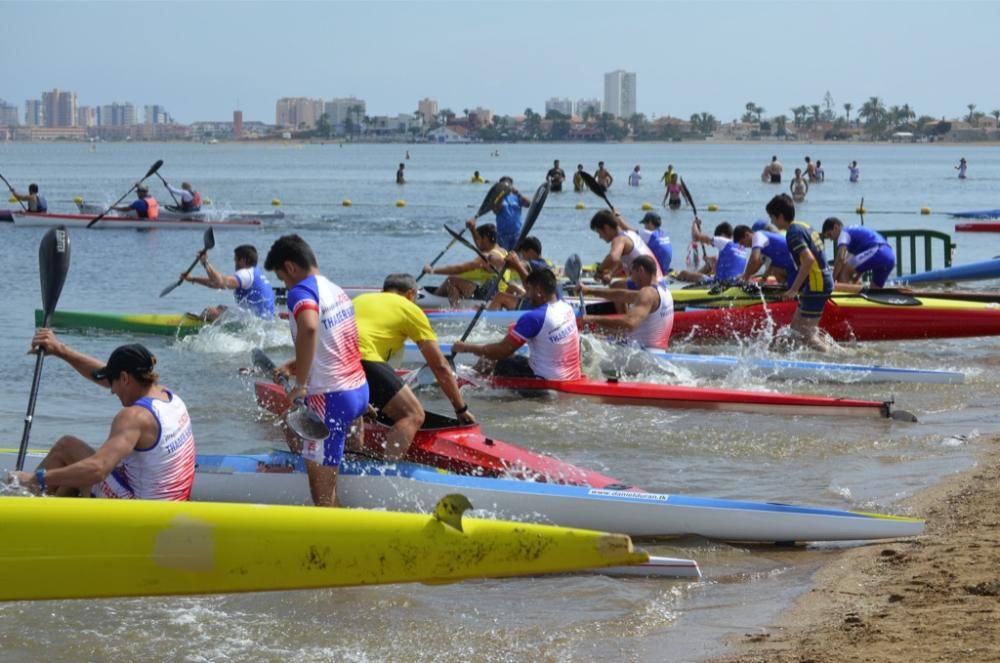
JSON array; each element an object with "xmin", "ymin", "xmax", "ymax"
[
  {"xmin": 630, "ymin": 282, "xmax": 674, "ymax": 350},
  {"xmin": 287, "ymin": 274, "xmax": 367, "ymax": 394},
  {"xmin": 507, "ymin": 300, "xmax": 581, "ymax": 380},
  {"xmin": 103, "ymin": 389, "xmax": 196, "ymax": 501},
  {"xmin": 619, "ymin": 230, "xmax": 664, "ymax": 281}
]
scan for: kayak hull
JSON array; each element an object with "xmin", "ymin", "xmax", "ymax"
[
  {"xmin": 955, "ymin": 223, "xmax": 1000, "ymax": 233},
  {"xmin": 37, "ymin": 309, "xmax": 206, "ymax": 336},
  {"xmin": 888, "ymin": 258, "xmax": 1000, "ymax": 284},
  {"xmin": 76, "ymin": 201, "xmax": 284, "ymax": 222},
  {"xmin": 3, "ymin": 210, "xmax": 260, "ymax": 230}
]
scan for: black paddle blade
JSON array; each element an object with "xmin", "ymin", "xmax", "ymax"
[
  {"xmin": 564, "ymin": 253, "xmax": 583, "ymax": 285},
  {"xmin": 145, "ymin": 159, "xmax": 164, "ymax": 179},
  {"xmin": 204, "ymin": 227, "xmax": 216, "ymax": 251},
  {"xmin": 679, "ymin": 178, "xmax": 697, "ymax": 213},
  {"xmin": 578, "ymin": 170, "xmax": 606, "ymax": 198},
  {"xmin": 251, "ymin": 348, "xmax": 277, "ymax": 373},
  {"xmin": 38, "ymin": 226, "xmax": 71, "ymax": 324},
  {"xmin": 476, "ymin": 180, "xmax": 511, "ymax": 218},
  {"xmin": 515, "ymin": 182, "xmax": 550, "ymax": 247}
]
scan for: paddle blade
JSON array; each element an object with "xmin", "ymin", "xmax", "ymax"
[
  {"xmin": 564, "ymin": 253, "xmax": 583, "ymax": 285},
  {"xmin": 287, "ymin": 399, "xmax": 330, "ymax": 441},
  {"xmin": 144, "ymin": 159, "xmax": 164, "ymax": 179},
  {"xmin": 204, "ymin": 226, "xmax": 216, "ymax": 250},
  {"xmin": 516, "ymin": 182, "xmax": 550, "ymax": 246},
  {"xmin": 679, "ymin": 178, "xmax": 697, "ymax": 214},
  {"xmin": 158, "ymin": 280, "xmax": 183, "ymax": 298},
  {"xmin": 252, "ymin": 348, "xmax": 277, "ymax": 374},
  {"xmin": 38, "ymin": 226, "xmax": 71, "ymax": 324},
  {"xmin": 476, "ymin": 180, "xmax": 511, "ymax": 218},
  {"xmin": 578, "ymin": 171, "xmax": 605, "ymax": 198}
]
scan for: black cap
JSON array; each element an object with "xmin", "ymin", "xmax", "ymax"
[
  {"xmin": 92, "ymin": 344, "xmax": 156, "ymax": 382},
  {"xmin": 640, "ymin": 212, "xmax": 662, "ymax": 227}
]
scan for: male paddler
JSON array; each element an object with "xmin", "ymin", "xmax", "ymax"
[
  {"xmin": 589, "ymin": 209, "xmax": 664, "ymax": 291},
  {"xmin": 164, "ymin": 181, "xmax": 202, "ymax": 212},
  {"xmin": 12, "ymin": 183, "xmax": 48, "ymax": 212},
  {"xmin": 264, "ymin": 234, "xmax": 369, "ymax": 507},
  {"xmin": 422, "ymin": 222, "xmax": 509, "ymax": 306},
  {"xmin": 353, "ymin": 273, "xmax": 475, "ymax": 460},
  {"xmin": 8, "ymin": 334, "xmax": 196, "ymax": 500},
  {"xmin": 183, "ymin": 244, "xmax": 276, "ymax": 320},
  {"xmin": 579, "ymin": 255, "xmax": 674, "ymax": 350},
  {"xmin": 114, "ymin": 183, "xmax": 159, "ymax": 219},
  {"xmin": 452, "ymin": 269, "xmax": 581, "ymax": 381},
  {"xmin": 820, "ymin": 217, "xmax": 896, "ymax": 288}
]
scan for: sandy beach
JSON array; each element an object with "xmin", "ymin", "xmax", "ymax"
[{"xmin": 712, "ymin": 437, "xmax": 1000, "ymax": 663}]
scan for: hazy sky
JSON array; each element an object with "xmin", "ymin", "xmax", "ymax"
[{"xmin": 4, "ymin": 0, "xmax": 998, "ymax": 124}]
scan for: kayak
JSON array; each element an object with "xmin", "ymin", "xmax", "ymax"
[
  {"xmin": 37, "ymin": 309, "xmax": 207, "ymax": 336},
  {"xmin": 477, "ymin": 374, "xmax": 910, "ymax": 420},
  {"xmin": 191, "ymin": 451, "xmax": 925, "ymax": 543},
  {"xmin": 0, "ymin": 210, "xmax": 261, "ymax": 230},
  {"xmin": 402, "ymin": 342, "xmax": 964, "ymax": 385},
  {"xmin": 0, "ymin": 494, "xmax": 644, "ymax": 601},
  {"xmin": 950, "ymin": 208, "xmax": 1000, "ymax": 219},
  {"xmin": 955, "ymin": 222, "xmax": 1000, "ymax": 233},
  {"xmin": 255, "ymin": 381, "xmax": 635, "ymax": 489},
  {"xmin": 888, "ymin": 258, "xmax": 1000, "ymax": 283},
  {"xmin": 76, "ymin": 201, "xmax": 285, "ymax": 222}
]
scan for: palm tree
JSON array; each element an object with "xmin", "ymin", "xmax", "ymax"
[
  {"xmin": 859, "ymin": 97, "xmax": 887, "ymax": 139},
  {"xmin": 843, "ymin": 102, "xmax": 853, "ymax": 125},
  {"xmin": 900, "ymin": 104, "xmax": 915, "ymax": 124},
  {"xmin": 790, "ymin": 105, "xmax": 809, "ymax": 128},
  {"xmin": 774, "ymin": 115, "xmax": 788, "ymax": 137},
  {"xmin": 811, "ymin": 105, "xmax": 821, "ymax": 124},
  {"xmin": 966, "ymin": 103, "xmax": 977, "ymax": 124},
  {"xmin": 993, "ymin": 109, "xmax": 1000, "ymax": 128},
  {"xmin": 755, "ymin": 106, "xmax": 765, "ymax": 123}
]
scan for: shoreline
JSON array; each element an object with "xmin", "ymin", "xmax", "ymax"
[{"xmin": 710, "ymin": 436, "xmax": 1000, "ymax": 663}]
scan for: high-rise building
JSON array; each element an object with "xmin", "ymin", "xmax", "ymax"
[
  {"xmin": 575, "ymin": 98, "xmax": 601, "ymax": 118},
  {"xmin": 276, "ymin": 97, "xmax": 324, "ymax": 129},
  {"xmin": 24, "ymin": 99, "xmax": 44, "ymax": 126},
  {"xmin": 418, "ymin": 97, "xmax": 438, "ymax": 126},
  {"xmin": 144, "ymin": 105, "xmax": 172, "ymax": 125},
  {"xmin": 545, "ymin": 97, "xmax": 573, "ymax": 118},
  {"xmin": 42, "ymin": 89, "xmax": 77, "ymax": 127},
  {"xmin": 76, "ymin": 106, "xmax": 96, "ymax": 128},
  {"xmin": 324, "ymin": 97, "xmax": 366, "ymax": 133},
  {"xmin": 98, "ymin": 102, "xmax": 137, "ymax": 127},
  {"xmin": 0, "ymin": 99, "xmax": 19, "ymax": 126},
  {"xmin": 233, "ymin": 110, "xmax": 243, "ymax": 139},
  {"xmin": 603, "ymin": 70, "xmax": 636, "ymax": 118}
]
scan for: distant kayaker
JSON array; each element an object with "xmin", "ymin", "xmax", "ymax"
[
  {"xmin": 848, "ymin": 160, "xmax": 860, "ymax": 182},
  {"xmin": 595, "ymin": 161, "xmax": 614, "ymax": 189},
  {"xmin": 353, "ymin": 273, "xmax": 474, "ymax": 460},
  {"xmin": 470, "ymin": 170, "xmax": 486, "ymax": 183},
  {"xmin": 741, "ymin": 224, "xmax": 798, "ymax": 284},
  {"xmin": 114, "ymin": 184, "xmax": 159, "ymax": 219},
  {"xmin": 627, "ymin": 165, "xmax": 642, "ymax": 187},
  {"xmin": 8, "ymin": 334, "xmax": 195, "ymax": 500},
  {"xmin": 490, "ymin": 236, "xmax": 560, "ymax": 311},
  {"xmin": 396, "ymin": 163, "xmax": 406, "ymax": 184},
  {"xmin": 479, "ymin": 175, "xmax": 530, "ymax": 250},
  {"xmin": 12, "ymin": 183, "xmax": 47, "ymax": 212},
  {"xmin": 767, "ymin": 194, "xmax": 835, "ymax": 352},
  {"xmin": 573, "ymin": 164, "xmax": 586, "ymax": 192},
  {"xmin": 590, "ymin": 209, "xmax": 664, "ymax": 290},
  {"xmin": 164, "ymin": 181, "xmax": 202, "ymax": 212},
  {"xmin": 956, "ymin": 157, "xmax": 967, "ymax": 179},
  {"xmin": 789, "ymin": 168, "xmax": 809, "ymax": 202},
  {"xmin": 182, "ymin": 244, "xmax": 277, "ymax": 321},
  {"xmin": 452, "ymin": 268, "xmax": 581, "ymax": 381},
  {"xmin": 546, "ymin": 159, "xmax": 566, "ymax": 192},
  {"xmin": 765, "ymin": 156, "xmax": 783, "ymax": 183},
  {"xmin": 821, "ymin": 217, "xmax": 896, "ymax": 288},
  {"xmin": 422, "ymin": 222, "xmax": 509, "ymax": 306},
  {"xmin": 674, "ymin": 220, "xmax": 751, "ymax": 284},
  {"xmin": 264, "ymin": 234, "xmax": 369, "ymax": 507},
  {"xmin": 579, "ymin": 255, "xmax": 674, "ymax": 350}
]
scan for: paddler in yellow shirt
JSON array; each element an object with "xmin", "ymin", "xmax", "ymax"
[
  {"xmin": 353, "ymin": 274, "xmax": 474, "ymax": 459},
  {"xmin": 422, "ymin": 222, "xmax": 511, "ymax": 306}
]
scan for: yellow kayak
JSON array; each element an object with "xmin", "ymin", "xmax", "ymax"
[{"xmin": 0, "ymin": 495, "xmax": 645, "ymax": 601}]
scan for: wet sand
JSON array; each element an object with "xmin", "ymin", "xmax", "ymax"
[{"xmin": 712, "ymin": 437, "xmax": 1000, "ymax": 663}]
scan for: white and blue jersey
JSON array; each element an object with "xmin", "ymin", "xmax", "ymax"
[
  {"xmin": 630, "ymin": 282, "xmax": 674, "ymax": 350},
  {"xmin": 637, "ymin": 227, "xmax": 673, "ymax": 274},
  {"xmin": 507, "ymin": 300, "xmax": 581, "ymax": 380},
  {"xmin": 840, "ymin": 226, "xmax": 895, "ymax": 287},
  {"xmin": 233, "ymin": 266, "xmax": 276, "ymax": 319},
  {"xmin": 712, "ymin": 237, "xmax": 750, "ymax": 281},
  {"xmin": 752, "ymin": 231, "xmax": 798, "ymax": 278}
]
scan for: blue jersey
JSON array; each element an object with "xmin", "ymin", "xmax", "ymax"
[
  {"xmin": 128, "ymin": 199, "xmax": 153, "ymax": 218},
  {"xmin": 786, "ymin": 221, "xmax": 833, "ymax": 294},
  {"xmin": 495, "ymin": 193, "xmax": 524, "ymax": 249},
  {"xmin": 233, "ymin": 266, "xmax": 276, "ymax": 319},
  {"xmin": 839, "ymin": 226, "xmax": 888, "ymax": 256},
  {"xmin": 639, "ymin": 227, "xmax": 672, "ymax": 274},
  {"xmin": 712, "ymin": 237, "xmax": 750, "ymax": 281},
  {"xmin": 751, "ymin": 231, "xmax": 798, "ymax": 277}
]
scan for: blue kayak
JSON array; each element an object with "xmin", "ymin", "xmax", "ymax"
[
  {"xmin": 889, "ymin": 258, "xmax": 1000, "ymax": 285},
  {"xmin": 950, "ymin": 209, "xmax": 1000, "ymax": 219}
]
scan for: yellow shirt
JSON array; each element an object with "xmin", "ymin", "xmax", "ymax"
[{"xmin": 354, "ymin": 292, "xmax": 438, "ymax": 364}]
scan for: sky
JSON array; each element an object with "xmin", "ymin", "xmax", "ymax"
[{"xmin": 4, "ymin": 0, "xmax": 999, "ymax": 125}]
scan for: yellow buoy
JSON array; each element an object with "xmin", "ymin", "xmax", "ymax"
[
  {"xmin": 920, "ymin": 207, "xmax": 931, "ymax": 215},
  {"xmin": 707, "ymin": 203, "xmax": 719, "ymax": 212},
  {"xmin": 855, "ymin": 207, "xmax": 866, "ymax": 214},
  {"xmin": 73, "ymin": 196, "xmax": 83, "ymax": 205},
  {"xmin": 575, "ymin": 202, "xmax": 585, "ymax": 210},
  {"xmin": 395, "ymin": 200, "xmax": 406, "ymax": 208},
  {"xmin": 342, "ymin": 199, "xmax": 352, "ymax": 207},
  {"xmin": 203, "ymin": 198, "xmax": 212, "ymax": 205},
  {"xmin": 8, "ymin": 196, "xmax": 17, "ymax": 203},
  {"xmin": 641, "ymin": 202, "xmax": 652, "ymax": 211},
  {"xmin": 271, "ymin": 198, "xmax": 281, "ymax": 206}
]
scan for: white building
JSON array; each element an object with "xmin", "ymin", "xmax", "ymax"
[
  {"xmin": 575, "ymin": 98, "xmax": 601, "ymax": 118},
  {"xmin": 545, "ymin": 97, "xmax": 573, "ymax": 117},
  {"xmin": 324, "ymin": 97, "xmax": 366, "ymax": 134},
  {"xmin": 603, "ymin": 70, "xmax": 636, "ymax": 118},
  {"xmin": 426, "ymin": 126, "xmax": 470, "ymax": 143}
]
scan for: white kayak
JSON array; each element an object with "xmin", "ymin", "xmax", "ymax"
[
  {"xmin": 401, "ymin": 341, "xmax": 964, "ymax": 385},
  {"xmin": 1, "ymin": 210, "xmax": 261, "ymax": 230},
  {"xmin": 76, "ymin": 201, "xmax": 285, "ymax": 222}
]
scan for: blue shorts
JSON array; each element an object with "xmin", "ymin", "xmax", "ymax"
[
  {"xmin": 301, "ymin": 383, "xmax": 369, "ymax": 467},
  {"xmin": 852, "ymin": 245, "xmax": 895, "ymax": 288},
  {"xmin": 497, "ymin": 231, "xmax": 520, "ymax": 251}
]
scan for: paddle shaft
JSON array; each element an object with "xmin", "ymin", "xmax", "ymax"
[
  {"xmin": 416, "ymin": 231, "xmax": 466, "ymax": 283},
  {"xmin": 16, "ymin": 330, "xmax": 50, "ymax": 471},
  {"xmin": 156, "ymin": 172, "xmax": 182, "ymax": 207},
  {"xmin": 87, "ymin": 159, "xmax": 163, "ymax": 228},
  {"xmin": 680, "ymin": 178, "xmax": 709, "ymax": 263},
  {"xmin": 0, "ymin": 171, "xmax": 28, "ymax": 212}
]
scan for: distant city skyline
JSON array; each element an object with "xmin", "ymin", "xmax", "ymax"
[{"xmin": 3, "ymin": 2, "xmax": 999, "ymax": 125}]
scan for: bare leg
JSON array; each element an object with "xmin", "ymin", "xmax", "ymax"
[
  {"xmin": 789, "ymin": 311, "xmax": 834, "ymax": 353},
  {"xmin": 378, "ymin": 386, "xmax": 425, "ymax": 460},
  {"xmin": 37, "ymin": 435, "xmax": 97, "ymax": 497},
  {"xmin": 441, "ymin": 277, "xmax": 477, "ymax": 306},
  {"xmin": 305, "ymin": 461, "xmax": 339, "ymax": 507}
]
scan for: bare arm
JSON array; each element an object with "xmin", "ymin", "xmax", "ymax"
[
  {"xmin": 832, "ymin": 246, "xmax": 850, "ymax": 281},
  {"xmin": 30, "ymin": 329, "xmax": 108, "ymax": 387},
  {"xmin": 452, "ymin": 336, "xmax": 521, "ymax": 361},
  {"xmin": 783, "ymin": 250, "xmax": 816, "ymax": 299},
  {"xmin": 584, "ymin": 287, "xmax": 656, "ymax": 333},
  {"xmin": 691, "ymin": 219, "xmax": 712, "ymax": 244},
  {"xmin": 424, "ymin": 257, "xmax": 483, "ymax": 276},
  {"xmin": 579, "ymin": 284, "xmax": 641, "ymax": 306},
  {"xmin": 417, "ymin": 340, "xmax": 473, "ymax": 421},
  {"xmin": 202, "ymin": 259, "xmax": 239, "ymax": 289},
  {"xmin": 289, "ymin": 309, "xmax": 319, "ymax": 399},
  {"xmin": 43, "ymin": 407, "xmax": 150, "ymax": 489},
  {"xmin": 740, "ymin": 248, "xmax": 765, "ymax": 281},
  {"xmin": 596, "ymin": 236, "xmax": 628, "ymax": 281}
]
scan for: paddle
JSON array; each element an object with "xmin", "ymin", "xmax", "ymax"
[
  {"xmin": 405, "ymin": 302, "xmax": 488, "ymax": 388},
  {"xmin": 251, "ymin": 349, "xmax": 330, "ymax": 441},
  {"xmin": 513, "ymin": 181, "xmax": 550, "ymax": 249},
  {"xmin": 159, "ymin": 227, "xmax": 216, "ymax": 298},
  {"xmin": 679, "ymin": 177, "xmax": 710, "ymax": 265},
  {"xmin": 578, "ymin": 170, "xmax": 613, "ymax": 209},
  {"xmin": 564, "ymin": 253, "xmax": 586, "ymax": 315},
  {"xmin": 155, "ymin": 171, "xmax": 182, "ymax": 208},
  {"xmin": 416, "ymin": 179, "xmax": 511, "ymax": 282},
  {"xmin": 858, "ymin": 196, "xmax": 865, "ymax": 226},
  {"xmin": 86, "ymin": 159, "xmax": 164, "ymax": 228},
  {"xmin": 16, "ymin": 226, "xmax": 71, "ymax": 471},
  {"xmin": 0, "ymin": 171, "xmax": 28, "ymax": 212},
  {"xmin": 442, "ymin": 223, "xmax": 512, "ymax": 288}
]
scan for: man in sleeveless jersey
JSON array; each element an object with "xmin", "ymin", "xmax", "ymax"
[
  {"xmin": 821, "ymin": 217, "xmax": 896, "ymax": 288},
  {"xmin": 422, "ymin": 222, "xmax": 509, "ymax": 306},
  {"xmin": 614, "ymin": 211, "xmax": 672, "ymax": 275},
  {"xmin": 767, "ymin": 194, "xmax": 835, "ymax": 352},
  {"xmin": 12, "ymin": 183, "xmax": 48, "ymax": 212},
  {"xmin": 9, "ymin": 334, "xmax": 195, "ymax": 500},
  {"xmin": 264, "ymin": 234, "xmax": 369, "ymax": 507},
  {"xmin": 590, "ymin": 209, "xmax": 664, "ymax": 292},
  {"xmin": 183, "ymin": 244, "xmax": 276, "ymax": 320},
  {"xmin": 579, "ymin": 255, "xmax": 674, "ymax": 350},
  {"xmin": 354, "ymin": 273, "xmax": 474, "ymax": 460},
  {"xmin": 740, "ymin": 224, "xmax": 799, "ymax": 284},
  {"xmin": 452, "ymin": 269, "xmax": 581, "ymax": 381}
]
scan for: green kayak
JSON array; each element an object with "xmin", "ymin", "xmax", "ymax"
[{"xmin": 35, "ymin": 310, "xmax": 207, "ymax": 336}]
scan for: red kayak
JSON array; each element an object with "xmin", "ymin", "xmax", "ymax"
[
  {"xmin": 254, "ymin": 381, "xmax": 633, "ymax": 489},
  {"xmin": 955, "ymin": 222, "xmax": 1000, "ymax": 232},
  {"xmin": 486, "ymin": 376, "xmax": 911, "ymax": 420}
]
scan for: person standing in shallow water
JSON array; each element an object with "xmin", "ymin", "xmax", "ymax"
[
  {"xmin": 848, "ymin": 160, "xmax": 860, "ymax": 182},
  {"xmin": 396, "ymin": 163, "xmax": 405, "ymax": 184},
  {"xmin": 956, "ymin": 158, "xmax": 967, "ymax": 179}
]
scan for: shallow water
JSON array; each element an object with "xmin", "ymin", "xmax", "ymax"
[{"xmin": 1, "ymin": 141, "xmax": 997, "ymax": 662}]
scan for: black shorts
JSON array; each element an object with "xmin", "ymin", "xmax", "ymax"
[
  {"xmin": 493, "ymin": 355, "xmax": 537, "ymax": 378},
  {"xmin": 361, "ymin": 360, "xmax": 405, "ymax": 410},
  {"xmin": 668, "ymin": 198, "xmax": 681, "ymax": 209},
  {"xmin": 769, "ymin": 173, "xmax": 781, "ymax": 183}
]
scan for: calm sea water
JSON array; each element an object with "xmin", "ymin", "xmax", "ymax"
[{"xmin": 1, "ymin": 141, "xmax": 998, "ymax": 662}]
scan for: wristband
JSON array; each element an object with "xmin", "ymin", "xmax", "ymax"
[
  {"xmin": 35, "ymin": 468, "xmax": 47, "ymax": 493},
  {"xmin": 455, "ymin": 404, "xmax": 469, "ymax": 415}
]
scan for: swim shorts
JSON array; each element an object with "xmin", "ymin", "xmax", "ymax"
[{"xmin": 301, "ymin": 383, "xmax": 370, "ymax": 467}]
